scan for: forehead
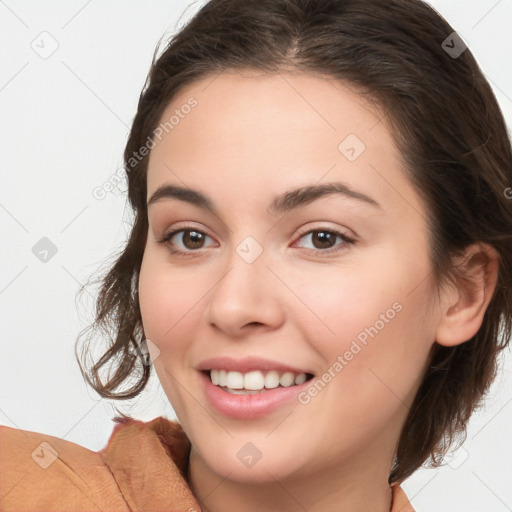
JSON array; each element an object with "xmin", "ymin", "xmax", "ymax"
[{"xmin": 146, "ymin": 71, "xmax": 425, "ymax": 221}]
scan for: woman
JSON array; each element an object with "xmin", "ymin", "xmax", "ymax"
[{"xmin": 2, "ymin": 0, "xmax": 511, "ymax": 510}]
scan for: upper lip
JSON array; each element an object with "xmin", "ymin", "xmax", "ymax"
[{"xmin": 196, "ymin": 356, "xmax": 313, "ymax": 375}]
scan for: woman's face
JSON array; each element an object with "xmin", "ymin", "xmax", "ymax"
[{"xmin": 138, "ymin": 71, "xmax": 441, "ymax": 483}]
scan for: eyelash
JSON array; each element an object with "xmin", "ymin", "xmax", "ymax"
[{"xmin": 156, "ymin": 223, "xmax": 356, "ymax": 258}]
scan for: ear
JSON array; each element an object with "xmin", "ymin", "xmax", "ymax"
[{"xmin": 435, "ymin": 242, "xmax": 500, "ymax": 347}]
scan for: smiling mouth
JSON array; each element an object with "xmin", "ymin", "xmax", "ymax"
[{"xmin": 201, "ymin": 369, "xmax": 315, "ymax": 394}]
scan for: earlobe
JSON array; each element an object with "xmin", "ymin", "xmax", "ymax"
[{"xmin": 435, "ymin": 243, "xmax": 500, "ymax": 347}]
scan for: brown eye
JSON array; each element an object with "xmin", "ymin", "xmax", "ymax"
[
  {"xmin": 294, "ymin": 228, "xmax": 355, "ymax": 254},
  {"xmin": 157, "ymin": 226, "xmax": 216, "ymax": 256},
  {"xmin": 179, "ymin": 230, "xmax": 207, "ymax": 250},
  {"xmin": 309, "ymin": 231, "xmax": 337, "ymax": 250}
]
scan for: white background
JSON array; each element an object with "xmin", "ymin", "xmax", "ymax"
[{"xmin": 1, "ymin": 1, "xmax": 511, "ymax": 510}]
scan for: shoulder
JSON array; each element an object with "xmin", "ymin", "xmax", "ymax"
[
  {"xmin": 0, "ymin": 416, "xmax": 201, "ymax": 512},
  {"xmin": 391, "ymin": 484, "xmax": 415, "ymax": 512},
  {"xmin": 0, "ymin": 422, "xmax": 130, "ymax": 511}
]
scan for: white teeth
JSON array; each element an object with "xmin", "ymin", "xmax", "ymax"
[
  {"xmin": 208, "ymin": 369, "xmax": 309, "ymax": 391},
  {"xmin": 294, "ymin": 373, "xmax": 307, "ymax": 385},
  {"xmin": 264, "ymin": 370, "xmax": 280, "ymax": 389},
  {"xmin": 244, "ymin": 370, "xmax": 265, "ymax": 390},
  {"xmin": 226, "ymin": 371, "xmax": 244, "ymax": 389},
  {"xmin": 279, "ymin": 372, "xmax": 295, "ymax": 387},
  {"xmin": 225, "ymin": 388, "xmax": 262, "ymax": 395}
]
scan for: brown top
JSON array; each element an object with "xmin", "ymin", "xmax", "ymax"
[{"xmin": 0, "ymin": 416, "xmax": 415, "ymax": 511}]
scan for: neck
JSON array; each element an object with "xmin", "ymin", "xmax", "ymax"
[{"xmin": 187, "ymin": 446, "xmax": 393, "ymax": 512}]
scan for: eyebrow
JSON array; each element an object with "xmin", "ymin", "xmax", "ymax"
[{"xmin": 147, "ymin": 181, "xmax": 382, "ymax": 214}]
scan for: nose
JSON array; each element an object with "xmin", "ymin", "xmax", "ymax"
[{"xmin": 204, "ymin": 241, "xmax": 286, "ymax": 337}]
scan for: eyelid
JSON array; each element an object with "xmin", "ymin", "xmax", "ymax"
[
  {"xmin": 291, "ymin": 225, "xmax": 356, "ymax": 254},
  {"xmin": 157, "ymin": 222, "xmax": 216, "ymax": 245},
  {"xmin": 293, "ymin": 223, "xmax": 355, "ymax": 241}
]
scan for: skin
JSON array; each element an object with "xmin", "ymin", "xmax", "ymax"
[{"xmin": 138, "ymin": 70, "xmax": 498, "ymax": 512}]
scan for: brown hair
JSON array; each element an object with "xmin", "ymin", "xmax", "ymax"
[{"xmin": 75, "ymin": 0, "xmax": 512, "ymax": 484}]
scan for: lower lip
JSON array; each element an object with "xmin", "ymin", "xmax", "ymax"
[{"xmin": 199, "ymin": 371, "xmax": 312, "ymax": 419}]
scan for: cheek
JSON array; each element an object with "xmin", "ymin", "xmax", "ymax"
[
  {"xmin": 292, "ymin": 256, "xmax": 405, "ymax": 346},
  {"xmin": 138, "ymin": 250, "xmax": 200, "ymax": 353},
  {"xmin": 137, "ymin": 250, "xmax": 205, "ymax": 416},
  {"xmin": 296, "ymin": 251, "xmax": 435, "ymax": 402}
]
